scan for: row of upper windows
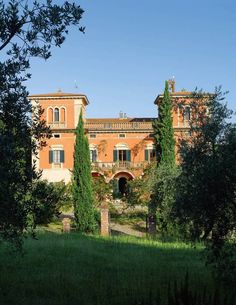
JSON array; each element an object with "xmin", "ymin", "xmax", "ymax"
[
  {"xmin": 90, "ymin": 147, "xmax": 156, "ymax": 162},
  {"xmin": 90, "ymin": 133, "xmax": 155, "ymax": 139},
  {"xmin": 47, "ymin": 107, "xmax": 66, "ymax": 123},
  {"xmin": 49, "ymin": 148, "xmax": 157, "ymax": 165},
  {"xmin": 46, "ymin": 106, "xmax": 191, "ymax": 126}
]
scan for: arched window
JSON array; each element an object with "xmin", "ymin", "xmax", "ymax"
[
  {"xmin": 54, "ymin": 108, "xmax": 59, "ymax": 122},
  {"xmin": 48, "ymin": 107, "xmax": 53, "ymax": 123},
  {"xmin": 60, "ymin": 107, "xmax": 66, "ymax": 123}
]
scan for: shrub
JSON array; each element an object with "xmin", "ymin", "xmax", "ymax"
[{"xmin": 32, "ymin": 180, "xmax": 66, "ymax": 225}]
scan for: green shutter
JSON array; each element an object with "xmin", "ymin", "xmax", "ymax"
[
  {"xmin": 60, "ymin": 150, "xmax": 65, "ymax": 163},
  {"xmin": 49, "ymin": 151, "xmax": 53, "ymax": 164},
  {"xmin": 127, "ymin": 150, "xmax": 131, "ymax": 161},
  {"xmin": 145, "ymin": 149, "xmax": 149, "ymax": 161},
  {"xmin": 113, "ymin": 150, "xmax": 117, "ymax": 162}
]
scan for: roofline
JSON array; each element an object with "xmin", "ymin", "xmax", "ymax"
[
  {"xmin": 28, "ymin": 94, "xmax": 90, "ymax": 105},
  {"xmin": 154, "ymin": 93, "xmax": 192, "ymax": 105},
  {"xmin": 154, "ymin": 92, "xmax": 213, "ymax": 105}
]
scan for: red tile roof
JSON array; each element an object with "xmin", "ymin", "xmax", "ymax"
[{"xmin": 28, "ymin": 91, "xmax": 89, "ymax": 105}]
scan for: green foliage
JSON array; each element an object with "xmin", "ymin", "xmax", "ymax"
[
  {"xmin": 174, "ymin": 88, "xmax": 236, "ymax": 281},
  {"xmin": 92, "ymin": 176, "xmax": 112, "ymax": 207},
  {"xmin": 153, "ymin": 80, "xmax": 175, "ymax": 166},
  {"xmin": 0, "ymin": 0, "xmax": 85, "ymax": 57},
  {"xmin": 0, "ymin": 0, "xmax": 85, "ymax": 246},
  {"xmin": 167, "ymin": 272, "xmax": 232, "ymax": 305},
  {"xmin": 127, "ymin": 162, "xmax": 157, "ymax": 207},
  {"xmin": 32, "ymin": 180, "xmax": 66, "ymax": 225},
  {"xmin": 0, "ymin": 233, "xmax": 224, "ymax": 305},
  {"xmin": 205, "ymin": 240, "xmax": 236, "ymax": 283},
  {"xmin": 154, "ymin": 163, "xmax": 181, "ymax": 237},
  {"xmin": 72, "ymin": 111, "xmax": 96, "ymax": 232}
]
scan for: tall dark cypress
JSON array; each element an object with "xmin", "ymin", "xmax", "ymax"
[
  {"xmin": 148, "ymin": 81, "xmax": 176, "ymax": 234},
  {"xmin": 72, "ymin": 110, "xmax": 96, "ymax": 232},
  {"xmin": 154, "ymin": 80, "xmax": 175, "ymax": 166}
]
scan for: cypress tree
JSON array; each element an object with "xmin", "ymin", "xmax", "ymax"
[
  {"xmin": 72, "ymin": 110, "xmax": 96, "ymax": 232},
  {"xmin": 154, "ymin": 80, "xmax": 175, "ymax": 166},
  {"xmin": 148, "ymin": 81, "xmax": 176, "ymax": 234}
]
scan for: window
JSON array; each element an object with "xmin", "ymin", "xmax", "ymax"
[
  {"xmin": 114, "ymin": 143, "xmax": 131, "ymax": 162},
  {"xmin": 145, "ymin": 149, "xmax": 156, "ymax": 161},
  {"xmin": 54, "ymin": 108, "xmax": 59, "ymax": 122},
  {"xmin": 90, "ymin": 149, "xmax": 97, "ymax": 162},
  {"xmin": 48, "ymin": 108, "xmax": 53, "ymax": 123},
  {"xmin": 53, "ymin": 134, "xmax": 61, "ymax": 138},
  {"xmin": 49, "ymin": 150, "xmax": 64, "ymax": 164},
  {"xmin": 90, "ymin": 134, "xmax": 97, "ymax": 138},
  {"xmin": 145, "ymin": 144, "xmax": 157, "ymax": 161},
  {"xmin": 118, "ymin": 134, "xmax": 126, "ymax": 138},
  {"xmin": 113, "ymin": 150, "xmax": 131, "ymax": 162},
  {"xmin": 60, "ymin": 107, "xmax": 66, "ymax": 123},
  {"xmin": 184, "ymin": 106, "xmax": 191, "ymax": 122}
]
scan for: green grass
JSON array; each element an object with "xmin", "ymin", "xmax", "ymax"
[{"xmin": 0, "ymin": 232, "xmax": 233, "ymax": 305}]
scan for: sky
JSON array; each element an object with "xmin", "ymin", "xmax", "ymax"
[{"xmin": 27, "ymin": 0, "xmax": 236, "ymax": 120}]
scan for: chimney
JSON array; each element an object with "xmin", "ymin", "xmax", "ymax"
[{"xmin": 119, "ymin": 111, "xmax": 123, "ymax": 119}]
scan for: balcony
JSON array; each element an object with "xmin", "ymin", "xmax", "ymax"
[
  {"xmin": 85, "ymin": 121, "xmax": 153, "ymax": 131},
  {"xmin": 48, "ymin": 122, "xmax": 66, "ymax": 129},
  {"xmin": 91, "ymin": 161, "xmax": 154, "ymax": 172}
]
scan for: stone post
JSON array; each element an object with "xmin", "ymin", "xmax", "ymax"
[
  {"xmin": 62, "ymin": 217, "xmax": 71, "ymax": 233},
  {"xmin": 100, "ymin": 201, "xmax": 109, "ymax": 236}
]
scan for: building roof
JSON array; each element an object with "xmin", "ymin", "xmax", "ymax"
[
  {"xmin": 154, "ymin": 91, "xmax": 192, "ymax": 104},
  {"xmin": 86, "ymin": 118, "xmax": 155, "ymax": 123},
  {"xmin": 28, "ymin": 91, "xmax": 89, "ymax": 105}
]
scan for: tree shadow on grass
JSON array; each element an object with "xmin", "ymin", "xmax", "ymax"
[{"xmin": 0, "ymin": 232, "xmax": 234, "ymax": 305}]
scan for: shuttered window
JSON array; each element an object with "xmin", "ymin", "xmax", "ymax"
[
  {"xmin": 113, "ymin": 150, "xmax": 131, "ymax": 162},
  {"xmin": 145, "ymin": 149, "xmax": 149, "ymax": 161},
  {"xmin": 113, "ymin": 150, "xmax": 118, "ymax": 162},
  {"xmin": 49, "ymin": 150, "xmax": 65, "ymax": 164},
  {"xmin": 145, "ymin": 149, "xmax": 156, "ymax": 161},
  {"xmin": 90, "ymin": 150, "xmax": 97, "ymax": 162}
]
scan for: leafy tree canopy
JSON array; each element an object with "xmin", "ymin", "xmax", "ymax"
[
  {"xmin": 174, "ymin": 88, "xmax": 236, "ymax": 281},
  {"xmin": 0, "ymin": 0, "xmax": 85, "ymax": 246}
]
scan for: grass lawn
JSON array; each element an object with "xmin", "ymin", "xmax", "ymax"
[{"xmin": 0, "ymin": 232, "xmax": 233, "ymax": 305}]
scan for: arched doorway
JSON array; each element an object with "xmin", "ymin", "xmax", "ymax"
[
  {"xmin": 111, "ymin": 171, "xmax": 134, "ymax": 197},
  {"xmin": 118, "ymin": 177, "xmax": 127, "ymax": 195}
]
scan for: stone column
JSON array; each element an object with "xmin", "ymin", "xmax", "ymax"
[
  {"xmin": 100, "ymin": 201, "xmax": 109, "ymax": 236},
  {"xmin": 62, "ymin": 217, "xmax": 71, "ymax": 233}
]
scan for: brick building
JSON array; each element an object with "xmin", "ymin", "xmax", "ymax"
[{"xmin": 29, "ymin": 82, "xmax": 192, "ymax": 194}]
